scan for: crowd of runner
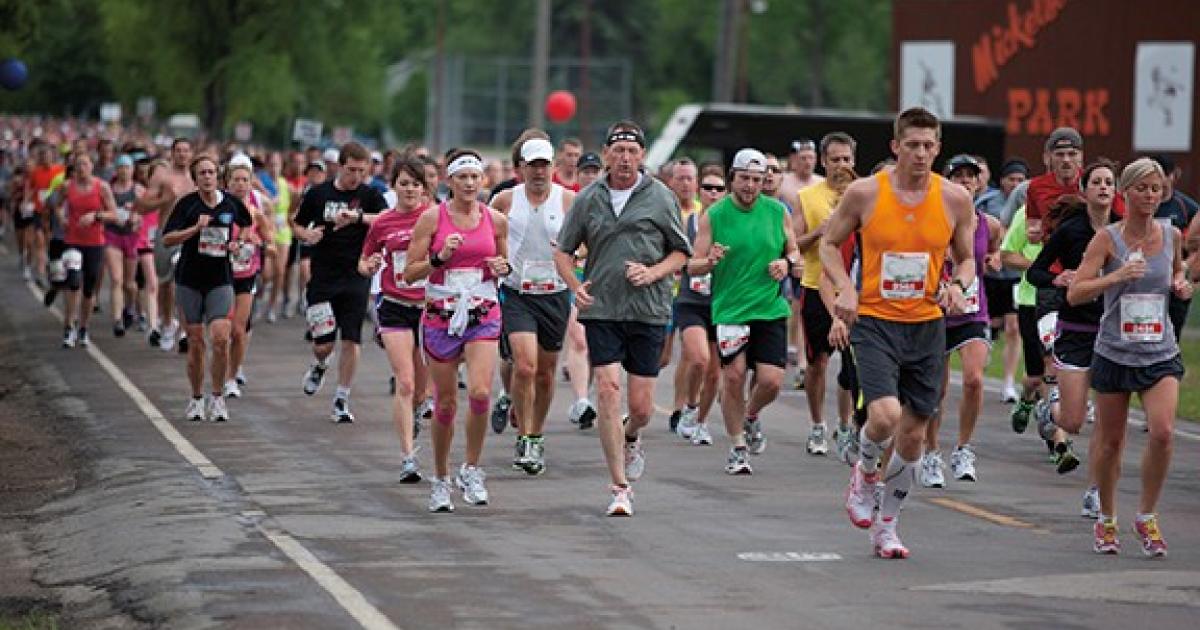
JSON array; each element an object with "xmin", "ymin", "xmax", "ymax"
[{"xmin": 1, "ymin": 108, "xmax": 1194, "ymax": 559}]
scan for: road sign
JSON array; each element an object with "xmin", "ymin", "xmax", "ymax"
[
  {"xmin": 100, "ymin": 102, "xmax": 122, "ymax": 123},
  {"xmin": 292, "ymin": 118, "xmax": 323, "ymax": 146}
]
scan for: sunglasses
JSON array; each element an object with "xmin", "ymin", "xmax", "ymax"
[{"xmin": 701, "ymin": 184, "xmax": 726, "ymax": 192}]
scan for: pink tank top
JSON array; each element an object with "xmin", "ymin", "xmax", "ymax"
[
  {"xmin": 230, "ymin": 192, "xmax": 264, "ymax": 279},
  {"xmin": 424, "ymin": 201, "xmax": 500, "ymax": 328}
]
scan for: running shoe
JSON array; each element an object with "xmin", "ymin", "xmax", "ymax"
[
  {"xmin": 1053, "ymin": 441, "xmax": 1080, "ymax": 474},
  {"xmin": 567, "ymin": 398, "xmax": 596, "ymax": 430},
  {"xmin": 490, "ymin": 394, "xmax": 512, "ymax": 434},
  {"xmin": 399, "ymin": 450, "xmax": 422, "ymax": 484},
  {"xmin": 606, "ymin": 484, "xmax": 633, "ymax": 517},
  {"xmin": 147, "ymin": 328, "xmax": 161, "ymax": 349},
  {"xmin": 744, "ymin": 419, "xmax": 766, "ymax": 455},
  {"xmin": 176, "ymin": 333, "xmax": 187, "ymax": 353},
  {"xmin": 77, "ymin": 328, "xmax": 90, "ymax": 348},
  {"xmin": 331, "ymin": 397, "xmax": 355, "ymax": 424},
  {"xmin": 691, "ymin": 423, "xmax": 713, "ymax": 446},
  {"xmin": 624, "ymin": 436, "xmax": 645, "ymax": 482},
  {"xmin": 724, "ymin": 447, "xmax": 753, "ymax": 475},
  {"xmin": 265, "ymin": 309, "xmax": 277, "ymax": 324},
  {"xmin": 207, "ymin": 394, "xmax": 229, "ymax": 422},
  {"xmin": 302, "ymin": 360, "xmax": 327, "ymax": 396},
  {"xmin": 512, "ymin": 435, "xmax": 531, "ymax": 471},
  {"xmin": 949, "ymin": 445, "xmax": 977, "ymax": 482},
  {"xmin": 1002, "ymin": 384, "xmax": 1018, "ymax": 404},
  {"xmin": 235, "ymin": 367, "xmax": 247, "ymax": 386},
  {"xmin": 455, "ymin": 464, "xmax": 489, "ymax": 506},
  {"xmin": 834, "ymin": 424, "xmax": 858, "ymax": 466},
  {"xmin": 870, "ymin": 516, "xmax": 910, "ymax": 559},
  {"xmin": 112, "ymin": 321, "xmax": 126, "ymax": 338},
  {"xmin": 1093, "ymin": 518, "xmax": 1120, "ymax": 554},
  {"xmin": 136, "ymin": 314, "xmax": 147, "ymax": 332},
  {"xmin": 793, "ymin": 368, "xmax": 806, "ymax": 390},
  {"xmin": 1133, "ymin": 515, "xmax": 1167, "ymax": 558},
  {"xmin": 806, "ymin": 423, "xmax": 829, "ymax": 455},
  {"xmin": 61, "ymin": 327, "xmax": 76, "ymax": 349},
  {"xmin": 42, "ymin": 287, "xmax": 57, "ymax": 307},
  {"xmin": 1081, "ymin": 486, "xmax": 1100, "ymax": 519},
  {"xmin": 677, "ymin": 406, "xmax": 699, "ymax": 439},
  {"xmin": 185, "ymin": 397, "xmax": 206, "ymax": 422},
  {"xmin": 1010, "ymin": 398, "xmax": 1034, "ymax": 433},
  {"xmin": 222, "ymin": 379, "xmax": 241, "ymax": 399},
  {"xmin": 524, "ymin": 436, "xmax": 546, "ymax": 476},
  {"xmin": 919, "ymin": 451, "xmax": 945, "ymax": 488},
  {"xmin": 428, "ymin": 478, "xmax": 455, "ymax": 513},
  {"xmin": 845, "ymin": 462, "xmax": 879, "ymax": 529},
  {"xmin": 160, "ymin": 322, "xmax": 177, "ymax": 352},
  {"xmin": 668, "ymin": 409, "xmax": 682, "ymax": 434},
  {"xmin": 456, "ymin": 364, "xmax": 467, "ymax": 390}
]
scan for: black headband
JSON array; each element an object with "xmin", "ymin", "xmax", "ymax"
[{"xmin": 606, "ymin": 130, "xmax": 645, "ymax": 147}]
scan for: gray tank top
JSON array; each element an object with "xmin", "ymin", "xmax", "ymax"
[
  {"xmin": 676, "ymin": 212, "xmax": 712, "ymax": 306},
  {"xmin": 1095, "ymin": 220, "xmax": 1179, "ymax": 366}
]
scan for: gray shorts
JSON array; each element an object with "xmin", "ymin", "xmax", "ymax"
[
  {"xmin": 154, "ymin": 239, "xmax": 180, "ymax": 280},
  {"xmin": 850, "ymin": 315, "xmax": 945, "ymax": 418},
  {"xmin": 176, "ymin": 284, "xmax": 234, "ymax": 325},
  {"xmin": 499, "ymin": 286, "xmax": 570, "ymax": 357}
]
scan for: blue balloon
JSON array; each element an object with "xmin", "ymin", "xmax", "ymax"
[{"xmin": 0, "ymin": 59, "xmax": 29, "ymax": 91}]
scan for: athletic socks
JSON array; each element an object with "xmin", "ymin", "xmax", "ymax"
[
  {"xmin": 880, "ymin": 454, "xmax": 916, "ymax": 520},
  {"xmin": 858, "ymin": 426, "xmax": 886, "ymax": 474},
  {"xmin": 335, "ymin": 385, "xmax": 351, "ymax": 401}
]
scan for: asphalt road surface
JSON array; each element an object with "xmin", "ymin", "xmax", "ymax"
[{"xmin": 1, "ymin": 248, "xmax": 1198, "ymax": 629}]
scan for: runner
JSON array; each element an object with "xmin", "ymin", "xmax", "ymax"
[
  {"xmin": 554, "ymin": 120, "xmax": 691, "ymax": 516},
  {"xmin": 822, "ymin": 107, "xmax": 977, "ymax": 558},
  {"xmin": 976, "ymin": 158, "xmax": 1029, "ymax": 402},
  {"xmin": 57, "ymin": 153, "xmax": 118, "ymax": 349},
  {"xmin": 1067, "ymin": 158, "xmax": 1185, "ymax": 557},
  {"xmin": 161, "ymin": 155, "xmax": 253, "ymax": 422},
  {"xmin": 778, "ymin": 138, "xmax": 824, "ymax": 206},
  {"xmin": 793, "ymin": 132, "xmax": 857, "ymax": 455},
  {"xmin": 1147, "ymin": 155, "xmax": 1198, "ymax": 340},
  {"xmin": 264, "ymin": 151, "xmax": 294, "ymax": 323},
  {"xmin": 102, "ymin": 154, "xmax": 143, "ymax": 337},
  {"xmin": 559, "ymin": 151, "xmax": 605, "ymax": 429},
  {"xmin": 224, "ymin": 158, "xmax": 275, "ymax": 398},
  {"xmin": 576, "ymin": 152, "xmax": 603, "ymax": 188},
  {"xmin": 919, "ymin": 155, "xmax": 1005, "ymax": 487},
  {"xmin": 289, "ymin": 160, "xmax": 327, "ymax": 324},
  {"xmin": 998, "ymin": 204, "xmax": 1049, "ymax": 443},
  {"xmin": 24, "ymin": 143, "xmax": 65, "ymax": 285},
  {"xmin": 659, "ymin": 157, "xmax": 700, "ymax": 425},
  {"xmin": 552, "ymin": 137, "xmax": 583, "ymax": 192},
  {"xmin": 491, "ymin": 138, "xmax": 577, "ymax": 474},
  {"xmin": 138, "ymin": 138, "xmax": 196, "ymax": 352},
  {"xmin": 292, "ymin": 142, "xmax": 387, "ymax": 423},
  {"xmin": 404, "ymin": 148, "xmax": 510, "ymax": 512},
  {"xmin": 688, "ymin": 148, "xmax": 799, "ymax": 474},
  {"xmin": 132, "ymin": 157, "xmax": 161, "ymax": 343},
  {"xmin": 359, "ymin": 158, "xmax": 434, "ymax": 484},
  {"xmin": 672, "ymin": 170, "xmax": 727, "ymax": 446}
]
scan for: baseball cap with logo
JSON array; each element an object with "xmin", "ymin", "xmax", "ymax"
[
  {"xmin": 943, "ymin": 154, "xmax": 981, "ymax": 177},
  {"xmin": 731, "ymin": 148, "xmax": 767, "ymax": 173},
  {"xmin": 577, "ymin": 152, "xmax": 603, "ymax": 171}
]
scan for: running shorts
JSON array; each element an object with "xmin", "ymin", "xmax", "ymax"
[
  {"xmin": 499, "ymin": 286, "xmax": 570, "ymax": 357},
  {"xmin": 717, "ymin": 318, "xmax": 788, "ymax": 369},
  {"xmin": 945, "ymin": 321, "xmax": 990, "ymax": 354},
  {"xmin": 673, "ymin": 301, "xmax": 716, "ymax": 343},
  {"xmin": 176, "ymin": 283, "xmax": 234, "ymax": 325},
  {"xmin": 584, "ymin": 320, "xmax": 667, "ymax": 377},
  {"xmin": 799, "ymin": 286, "xmax": 834, "ymax": 361},
  {"xmin": 851, "ymin": 315, "xmax": 945, "ymax": 418},
  {"xmin": 306, "ymin": 277, "xmax": 370, "ymax": 344}
]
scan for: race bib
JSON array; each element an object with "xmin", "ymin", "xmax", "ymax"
[
  {"xmin": 62, "ymin": 248, "xmax": 83, "ymax": 271},
  {"xmin": 198, "ymin": 226, "xmax": 229, "ymax": 257},
  {"xmin": 231, "ymin": 241, "xmax": 257, "ymax": 273},
  {"xmin": 322, "ymin": 200, "xmax": 348, "ymax": 223},
  {"xmin": 115, "ymin": 207, "xmax": 132, "ymax": 224},
  {"xmin": 1120, "ymin": 293, "xmax": 1165, "ymax": 342},
  {"xmin": 48, "ymin": 260, "xmax": 66, "ymax": 283},
  {"xmin": 391, "ymin": 251, "xmax": 426, "ymax": 289},
  {"xmin": 963, "ymin": 278, "xmax": 981, "ymax": 314},
  {"xmin": 1037, "ymin": 311, "xmax": 1058, "ymax": 351},
  {"xmin": 443, "ymin": 268, "xmax": 483, "ymax": 308},
  {"xmin": 1012, "ymin": 282, "xmax": 1021, "ymax": 306},
  {"xmin": 881, "ymin": 252, "xmax": 929, "ymax": 300},
  {"xmin": 19, "ymin": 201, "xmax": 35, "ymax": 219},
  {"xmin": 306, "ymin": 301, "xmax": 336, "ymax": 337},
  {"xmin": 519, "ymin": 260, "xmax": 562, "ymax": 294},
  {"xmin": 688, "ymin": 273, "xmax": 712, "ymax": 296},
  {"xmin": 716, "ymin": 324, "xmax": 751, "ymax": 358}
]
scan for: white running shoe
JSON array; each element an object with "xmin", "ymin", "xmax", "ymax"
[
  {"xmin": 302, "ymin": 361, "xmax": 328, "ymax": 396},
  {"xmin": 691, "ymin": 423, "xmax": 713, "ymax": 446},
  {"xmin": 455, "ymin": 464, "xmax": 489, "ymax": 506},
  {"xmin": 1002, "ymin": 384, "xmax": 1019, "ymax": 404},
  {"xmin": 61, "ymin": 327, "xmax": 77, "ymax": 349},
  {"xmin": 567, "ymin": 398, "xmax": 597, "ymax": 429},
  {"xmin": 330, "ymin": 397, "xmax": 355, "ymax": 424},
  {"xmin": 949, "ymin": 445, "xmax": 977, "ymax": 482},
  {"xmin": 845, "ymin": 462, "xmax": 879, "ymax": 529},
  {"xmin": 1081, "ymin": 486, "xmax": 1100, "ymax": 519},
  {"xmin": 185, "ymin": 397, "xmax": 206, "ymax": 422},
  {"xmin": 207, "ymin": 394, "xmax": 229, "ymax": 422},
  {"xmin": 428, "ymin": 478, "xmax": 455, "ymax": 513},
  {"xmin": 399, "ymin": 450, "xmax": 422, "ymax": 484},
  {"xmin": 870, "ymin": 516, "xmax": 910, "ymax": 559},
  {"xmin": 222, "ymin": 379, "xmax": 242, "ymax": 399},
  {"xmin": 806, "ymin": 423, "xmax": 829, "ymax": 455},
  {"xmin": 744, "ymin": 419, "xmax": 766, "ymax": 455},
  {"xmin": 606, "ymin": 485, "xmax": 633, "ymax": 517},
  {"xmin": 235, "ymin": 367, "xmax": 247, "ymax": 386},
  {"xmin": 623, "ymin": 437, "xmax": 646, "ymax": 482},
  {"xmin": 159, "ymin": 321, "xmax": 178, "ymax": 352},
  {"xmin": 724, "ymin": 447, "xmax": 753, "ymax": 475},
  {"xmin": 677, "ymin": 406, "xmax": 699, "ymax": 439},
  {"xmin": 919, "ymin": 451, "xmax": 945, "ymax": 488},
  {"xmin": 834, "ymin": 424, "xmax": 858, "ymax": 466}
]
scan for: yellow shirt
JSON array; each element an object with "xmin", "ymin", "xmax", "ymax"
[{"xmin": 798, "ymin": 181, "xmax": 840, "ymax": 288}]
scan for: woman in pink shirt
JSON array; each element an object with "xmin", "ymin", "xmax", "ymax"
[{"xmin": 224, "ymin": 160, "xmax": 274, "ymax": 398}]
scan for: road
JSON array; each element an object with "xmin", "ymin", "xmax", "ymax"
[{"xmin": 1, "ymin": 249, "xmax": 1198, "ymax": 629}]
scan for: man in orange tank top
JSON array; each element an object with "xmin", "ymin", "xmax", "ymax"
[{"xmin": 819, "ymin": 107, "xmax": 978, "ymax": 559}]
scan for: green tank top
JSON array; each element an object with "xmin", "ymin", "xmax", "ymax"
[
  {"xmin": 274, "ymin": 176, "xmax": 292, "ymax": 244},
  {"xmin": 709, "ymin": 194, "xmax": 791, "ymax": 324}
]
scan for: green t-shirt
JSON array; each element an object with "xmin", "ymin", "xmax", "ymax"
[
  {"xmin": 709, "ymin": 194, "xmax": 791, "ymax": 324},
  {"xmin": 999, "ymin": 207, "xmax": 1043, "ymax": 307}
]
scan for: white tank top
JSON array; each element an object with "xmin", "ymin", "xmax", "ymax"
[{"xmin": 506, "ymin": 183, "xmax": 566, "ymax": 294}]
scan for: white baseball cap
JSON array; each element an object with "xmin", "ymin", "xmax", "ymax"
[
  {"xmin": 731, "ymin": 148, "xmax": 767, "ymax": 173},
  {"xmin": 228, "ymin": 153, "xmax": 252, "ymax": 169},
  {"xmin": 520, "ymin": 138, "xmax": 554, "ymax": 164},
  {"xmin": 322, "ymin": 148, "xmax": 340, "ymax": 163},
  {"xmin": 370, "ymin": 150, "xmax": 383, "ymax": 163}
]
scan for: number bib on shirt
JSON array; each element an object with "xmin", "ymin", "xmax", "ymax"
[
  {"xmin": 231, "ymin": 241, "xmax": 257, "ymax": 273},
  {"xmin": 963, "ymin": 278, "xmax": 981, "ymax": 314},
  {"xmin": 689, "ymin": 273, "xmax": 712, "ymax": 296},
  {"xmin": 716, "ymin": 324, "xmax": 751, "ymax": 358},
  {"xmin": 323, "ymin": 201, "xmax": 347, "ymax": 223},
  {"xmin": 1037, "ymin": 311, "xmax": 1058, "ymax": 351},
  {"xmin": 443, "ymin": 268, "xmax": 483, "ymax": 308},
  {"xmin": 519, "ymin": 260, "xmax": 562, "ymax": 294},
  {"xmin": 116, "ymin": 206, "xmax": 132, "ymax": 224},
  {"xmin": 880, "ymin": 252, "xmax": 929, "ymax": 300},
  {"xmin": 1120, "ymin": 294, "xmax": 1165, "ymax": 342},
  {"xmin": 198, "ymin": 226, "xmax": 230, "ymax": 257},
  {"xmin": 306, "ymin": 301, "xmax": 336, "ymax": 337},
  {"xmin": 391, "ymin": 251, "xmax": 426, "ymax": 289}
]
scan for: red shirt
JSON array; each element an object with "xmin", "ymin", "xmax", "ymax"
[
  {"xmin": 65, "ymin": 178, "xmax": 107, "ymax": 247},
  {"xmin": 361, "ymin": 205, "xmax": 428, "ymax": 302},
  {"xmin": 552, "ymin": 172, "xmax": 581, "ymax": 193},
  {"xmin": 30, "ymin": 164, "xmax": 65, "ymax": 212},
  {"xmin": 1027, "ymin": 171, "xmax": 1125, "ymax": 230}
]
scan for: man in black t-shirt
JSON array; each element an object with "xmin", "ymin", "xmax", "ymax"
[{"xmin": 292, "ymin": 142, "xmax": 388, "ymax": 423}]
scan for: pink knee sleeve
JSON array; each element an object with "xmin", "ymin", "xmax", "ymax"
[
  {"xmin": 468, "ymin": 395, "xmax": 490, "ymax": 415},
  {"xmin": 435, "ymin": 405, "xmax": 455, "ymax": 426}
]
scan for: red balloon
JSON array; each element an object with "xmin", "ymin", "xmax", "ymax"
[{"xmin": 545, "ymin": 90, "xmax": 576, "ymax": 123}]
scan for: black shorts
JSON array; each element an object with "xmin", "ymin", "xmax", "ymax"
[
  {"xmin": 945, "ymin": 321, "xmax": 990, "ymax": 354},
  {"xmin": 717, "ymin": 318, "xmax": 788, "ymax": 369},
  {"xmin": 835, "ymin": 348, "xmax": 868, "ymax": 428},
  {"xmin": 232, "ymin": 275, "xmax": 258, "ymax": 295},
  {"xmin": 64, "ymin": 244, "xmax": 105, "ymax": 298},
  {"xmin": 1090, "ymin": 353, "xmax": 1184, "ymax": 394},
  {"xmin": 850, "ymin": 315, "xmax": 945, "ymax": 418},
  {"xmin": 1017, "ymin": 305, "xmax": 1046, "ymax": 377},
  {"xmin": 499, "ymin": 286, "xmax": 570, "ymax": 357},
  {"xmin": 584, "ymin": 320, "xmax": 667, "ymax": 377},
  {"xmin": 377, "ymin": 298, "xmax": 422, "ymax": 331},
  {"xmin": 13, "ymin": 208, "xmax": 38, "ymax": 230},
  {"xmin": 306, "ymin": 277, "xmax": 370, "ymax": 344},
  {"xmin": 673, "ymin": 300, "xmax": 716, "ymax": 343},
  {"xmin": 1169, "ymin": 295, "xmax": 1189, "ymax": 343},
  {"xmin": 297, "ymin": 243, "xmax": 312, "ymax": 260},
  {"xmin": 799, "ymin": 286, "xmax": 834, "ymax": 361},
  {"xmin": 1053, "ymin": 329, "xmax": 1096, "ymax": 371},
  {"xmin": 984, "ymin": 277, "xmax": 1018, "ymax": 318}
]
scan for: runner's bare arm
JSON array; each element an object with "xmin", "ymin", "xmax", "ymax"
[
  {"xmin": 135, "ymin": 172, "xmax": 172, "ymax": 212},
  {"xmin": 402, "ymin": 207, "xmax": 440, "ymax": 285},
  {"xmin": 945, "ymin": 185, "xmax": 978, "ymax": 300},
  {"xmin": 96, "ymin": 181, "xmax": 119, "ymax": 223},
  {"xmin": 781, "ymin": 211, "xmax": 802, "ymax": 277},
  {"xmin": 1170, "ymin": 226, "xmax": 1193, "ymax": 299},
  {"xmin": 819, "ymin": 182, "xmax": 867, "ymax": 295},
  {"xmin": 792, "ymin": 195, "xmax": 821, "ymax": 253},
  {"xmin": 686, "ymin": 211, "xmax": 717, "ymax": 275},
  {"xmin": 486, "ymin": 210, "xmax": 512, "ymax": 277},
  {"xmin": 490, "ymin": 190, "xmax": 512, "ymax": 215}
]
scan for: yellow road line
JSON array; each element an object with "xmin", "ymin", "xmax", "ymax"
[{"xmin": 926, "ymin": 497, "xmax": 1045, "ymax": 532}]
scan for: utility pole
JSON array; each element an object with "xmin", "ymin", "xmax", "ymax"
[
  {"xmin": 432, "ymin": 0, "xmax": 445, "ymax": 151},
  {"xmin": 529, "ymin": 0, "xmax": 551, "ymax": 128}
]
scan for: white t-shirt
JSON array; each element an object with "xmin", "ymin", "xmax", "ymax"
[{"xmin": 610, "ymin": 173, "xmax": 643, "ymax": 217}]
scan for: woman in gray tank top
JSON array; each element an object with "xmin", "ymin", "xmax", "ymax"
[{"xmin": 1067, "ymin": 158, "xmax": 1189, "ymax": 557}]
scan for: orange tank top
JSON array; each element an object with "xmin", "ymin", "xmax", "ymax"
[{"xmin": 858, "ymin": 171, "xmax": 952, "ymax": 323}]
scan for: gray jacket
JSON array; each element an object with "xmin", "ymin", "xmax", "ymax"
[{"xmin": 558, "ymin": 173, "xmax": 691, "ymax": 324}]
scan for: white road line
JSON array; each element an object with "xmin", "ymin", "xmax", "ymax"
[{"xmin": 22, "ymin": 281, "xmax": 401, "ymax": 630}]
